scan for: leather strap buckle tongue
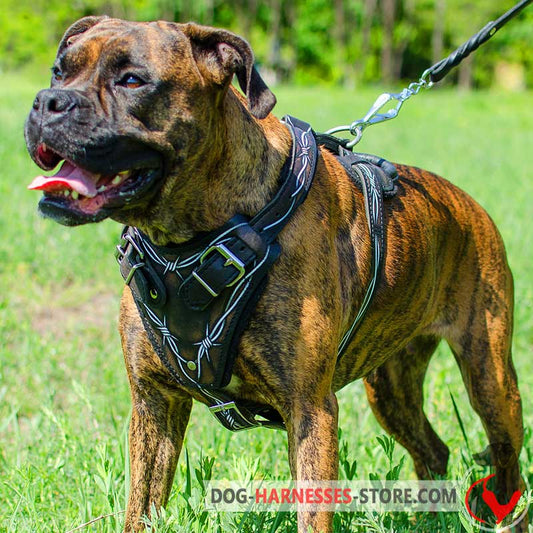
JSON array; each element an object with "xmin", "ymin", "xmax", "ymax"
[{"xmin": 207, "ymin": 396, "xmax": 261, "ymax": 431}]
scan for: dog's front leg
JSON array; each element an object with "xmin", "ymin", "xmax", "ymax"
[
  {"xmin": 120, "ymin": 290, "xmax": 193, "ymax": 532},
  {"xmin": 287, "ymin": 392, "xmax": 339, "ymax": 533},
  {"xmin": 124, "ymin": 379, "xmax": 192, "ymax": 532}
]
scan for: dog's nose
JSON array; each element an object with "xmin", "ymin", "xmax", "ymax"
[{"xmin": 33, "ymin": 89, "xmax": 78, "ymax": 115}]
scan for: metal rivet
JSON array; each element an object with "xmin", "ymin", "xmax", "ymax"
[
  {"xmin": 187, "ymin": 361, "xmax": 197, "ymax": 371},
  {"xmin": 150, "ymin": 289, "xmax": 158, "ymax": 299}
]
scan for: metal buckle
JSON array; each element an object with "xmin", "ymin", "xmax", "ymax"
[
  {"xmin": 209, "ymin": 400, "xmax": 260, "ymax": 430},
  {"xmin": 124, "ymin": 261, "xmax": 145, "ymax": 285},
  {"xmin": 115, "ymin": 239, "xmax": 128, "ymax": 263},
  {"xmin": 115, "ymin": 233, "xmax": 145, "ymax": 262},
  {"xmin": 115, "ymin": 231, "xmax": 146, "ymax": 285},
  {"xmin": 193, "ymin": 244, "xmax": 246, "ymax": 297}
]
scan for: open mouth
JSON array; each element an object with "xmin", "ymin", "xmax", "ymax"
[{"xmin": 28, "ymin": 143, "xmax": 162, "ymax": 225}]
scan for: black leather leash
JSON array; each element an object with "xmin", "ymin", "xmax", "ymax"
[{"xmin": 427, "ymin": 0, "xmax": 532, "ymax": 83}]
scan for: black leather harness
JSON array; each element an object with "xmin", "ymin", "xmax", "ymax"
[{"xmin": 116, "ymin": 116, "xmax": 397, "ymax": 431}]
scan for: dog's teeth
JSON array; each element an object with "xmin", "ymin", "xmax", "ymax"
[
  {"xmin": 119, "ymin": 171, "xmax": 129, "ymax": 177},
  {"xmin": 63, "ymin": 190, "xmax": 70, "ymax": 197},
  {"xmin": 72, "ymin": 191, "xmax": 79, "ymax": 200},
  {"xmin": 112, "ymin": 175, "xmax": 122, "ymax": 185},
  {"xmin": 97, "ymin": 185, "xmax": 107, "ymax": 192},
  {"xmin": 42, "ymin": 144, "xmax": 47, "ymax": 153}
]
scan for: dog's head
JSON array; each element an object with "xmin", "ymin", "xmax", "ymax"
[{"xmin": 25, "ymin": 16, "xmax": 276, "ymax": 226}]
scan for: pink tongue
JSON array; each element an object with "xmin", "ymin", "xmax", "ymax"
[{"xmin": 28, "ymin": 161, "xmax": 99, "ymax": 198}]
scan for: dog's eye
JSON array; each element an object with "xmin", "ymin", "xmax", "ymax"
[
  {"xmin": 51, "ymin": 66, "xmax": 63, "ymax": 82},
  {"xmin": 118, "ymin": 74, "xmax": 146, "ymax": 89}
]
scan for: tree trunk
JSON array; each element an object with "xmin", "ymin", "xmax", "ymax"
[
  {"xmin": 244, "ymin": 0, "xmax": 259, "ymax": 40},
  {"xmin": 458, "ymin": 55, "xmax": 474, "ymax": 90},
  {"xmin": 381, "ymin": 0, "xmax": 397, "ymax": 83},
  {"xmin": 285, "ymin": 0, "xmax": 297, "ymax": 78},
  {"xmin": 268, "ymin": 0, "xmax": 283, "ymax": 83},
  {"xmin": 157, "ymin": 0, "xmax": 175, "ymax": 21},
  {"xmin": 333, "ymin": 0, "xmax": 346, "ymax": 84},
  {"xmin": 181, "ymin": 1, "xmax": 192, "ymax": 22},
  {"xmin": 432, "ymin": 0, "xmax": 446, "ymax": 65},
  {"xmin": 191, "ymin": 0, "xmax": 215, "ymax": 25},
  {"xmin": 356, "ymin": 0, "xmax": 378, "ymax": 83},
  {"xmin": 204, "ymin": 0, "xmax": 215, "ymax": 25},
  {"xmin": 392, "ymin": 0, "xmax": 414, "ymax": 80}
]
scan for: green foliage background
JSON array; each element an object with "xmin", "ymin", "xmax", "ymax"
[{"xmin": 1, "ymin": 0, "xmax": 532, "ymax": 87}]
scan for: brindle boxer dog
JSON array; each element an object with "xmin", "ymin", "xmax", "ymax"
[{"xmin": 25, "ymin": 16, "xmax": 524, "ymax": 533}]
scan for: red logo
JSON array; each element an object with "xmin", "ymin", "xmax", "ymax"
[{"xmin": 465, "ymin": 473, "xmax": 522, "ymax": 526}]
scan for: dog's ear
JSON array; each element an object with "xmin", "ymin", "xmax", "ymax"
[
  {"xmin": 57, "ymin": 16, "xmax": 109, "ymax": 55},
  {"xmin": 180, "ymin": 23, "xmax": 276, "ymax": 119}
]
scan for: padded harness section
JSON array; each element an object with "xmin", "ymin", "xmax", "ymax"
[{"xmin": 116, "ymin": 116, "xmax": 317, "ymax": 431}]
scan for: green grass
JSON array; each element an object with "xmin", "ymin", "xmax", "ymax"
[{"xmin": 0, "ymin": 71, "xmax": 532, "ymax": 532}]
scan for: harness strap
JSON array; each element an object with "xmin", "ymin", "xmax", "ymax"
[
  {"xmin": 335, "ymin": 148, "xmax": 387, "ymax": 357},
  {"xmin": 116, "ymin": 117, "xmax": 394, "ymax": 431},
  {"xmin": 203, "ymin": 389, "xmax": 284, "ymax": 431},
  {"xmin": 180, "ymin": 115, "xmax": 318, "ymax": 311}
]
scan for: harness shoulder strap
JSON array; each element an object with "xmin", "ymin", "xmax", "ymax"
[{"xmin": 180, "ymin": 115, "xmax": 318, "ymax": 310}]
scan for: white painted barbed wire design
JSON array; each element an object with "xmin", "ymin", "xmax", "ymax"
[
  {"xmin": 263, "ymin": 119, "xmax": 313, "ymax": 232},
  {"xmin": 138, "ymin": 223, "xmax": 249, "ymax": 278},
  {"xmin": 133, "ymin": 120, "xmax": 314, "ymax": 381},
  {"xmin": 140, "ymin": 241, "xmax": 272, "ymax": 383}
]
